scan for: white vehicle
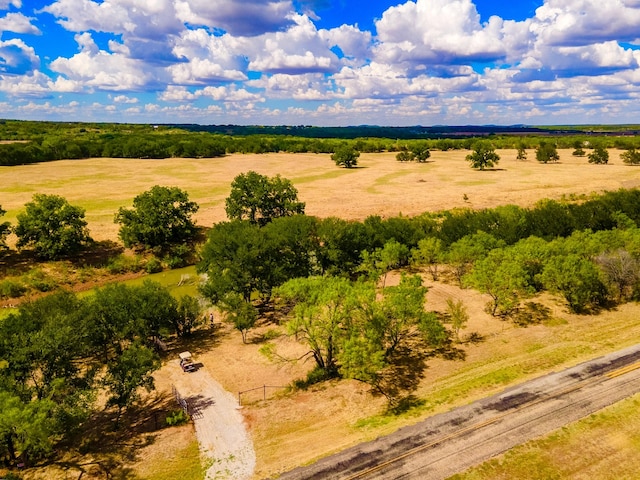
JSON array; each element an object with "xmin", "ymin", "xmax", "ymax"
[{"xmin": 179, "ymin": 351, "xmax": 195, "ymax": 372}]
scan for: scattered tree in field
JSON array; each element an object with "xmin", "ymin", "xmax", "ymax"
[
  {"xmin": 396, "ymin": 144, "xmax": 431, "ymax": 163},
  {"xmin": 0, "ymin": 205, "xmax": 10, "ymax": 250},
  {"xmin": 15, "ymin": 194, "xmax": 91, "ymax": 260},
  {"xmin": 466, "ymin": 141, "xmax": 500, "ymax": 170},
  {"xmin": 225, "ymin": 171, "xmax": 305, "ymax": 225},
  {"xmin": 332, "ymin": 146, "xmax": 360, "ymax": 168},
  {"xmin": 516, "ymin": 145, "xmax": 527, "ymax": 161},
  {"xmin": 396, "ymin": 150, "xmax": 414, "ymax": 162},
  {"xmin": 536, "ymin": 141, "xmax": 560, "ymax": 163},
  {"xmin": 572, "ymin": 140, "xmax": 586, "ymax": 156},
  {"xmin": 446, "ymin": 298, "xmax": 469, "ymax": 342},
  {"xmin": 411, "ymin": 237, "xmax": 444, "ymax": 281},
  {"xmin": 114, "ymin": 185, "xmax": 199, "ymax": 252},
  {"xmin": 588, "ymin": 146, "xmax": 609, "ymax": 164},
  {"xmin": 621, "ymin": 148, "xmax": 640, "ymax": 165},
  {"xmin": 412, "ymin": 143, "xmax": 431, "ymax": 162}
]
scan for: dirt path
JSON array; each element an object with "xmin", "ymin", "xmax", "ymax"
[{"xmin": 168, "ymin": 360, "xmax": 256, "ymax": 479}]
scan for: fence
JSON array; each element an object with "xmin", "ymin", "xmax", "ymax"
[{"xmin": 238, "ymin": 385, "xmax": 286, "ymax": 405}]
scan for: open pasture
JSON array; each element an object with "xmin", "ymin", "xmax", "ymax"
[{"xmin": 1, "ymin": 149, "xmax": 637, "ymax": 244}]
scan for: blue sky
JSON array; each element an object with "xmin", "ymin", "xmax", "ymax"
[{"xmin": 1, "ymin": 0, "xmax": 639, "ymax": 126}]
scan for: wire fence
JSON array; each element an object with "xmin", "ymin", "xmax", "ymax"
[{"xmin": 238, "ymin": 385, "xmax": 287, "ymax": 405}]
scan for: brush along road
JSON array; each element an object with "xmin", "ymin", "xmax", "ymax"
[{"xmin": 278, "ymin": 343, "xmax": 640, "ymax": 480}]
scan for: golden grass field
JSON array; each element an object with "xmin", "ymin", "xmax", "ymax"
[
  {"xmin": 2, "ymin": 148, "xmax": 639, "ymax": 244},
  {"xmin": 4, "ymin": 149, "xmax": 640, "ymax": 480}
]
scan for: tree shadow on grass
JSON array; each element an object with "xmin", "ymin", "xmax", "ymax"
[{"xmin": 44, "ymin": 392, "xmax": 176, "ymax": 479}]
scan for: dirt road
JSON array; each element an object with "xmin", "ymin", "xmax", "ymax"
[
  {"xmin": 277, "ymin": 343, "xmax": 640, "ymax": 479},
  {"xmin": 168, "ymin": 360, "xmax": 256, "ymax": 479}
]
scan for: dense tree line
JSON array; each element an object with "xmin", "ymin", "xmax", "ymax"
[
  {"xmin": 0, "ymin": 282, "xmax": 201, "ymax": 466},
  {"xmin": 2, "ymin": 119, "xmax": 640, "ymax": 166}
]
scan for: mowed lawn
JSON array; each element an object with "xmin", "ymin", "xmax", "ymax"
[{"xmin": 3, "ymin": 149, "xmax": 640, "ymax": 480}]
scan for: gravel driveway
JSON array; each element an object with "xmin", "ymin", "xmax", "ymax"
[{"xmin": 170, "ymin": 360, "xmax": 256, "ymax": 479}]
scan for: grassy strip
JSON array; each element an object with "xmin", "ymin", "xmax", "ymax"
[
  {"xmin": 141, "ymin": 439, "xmax": 205, "ymax": 480},
  {"xmin": 449, "ymin": 393, "xmax": 640, "ymax": 480}
]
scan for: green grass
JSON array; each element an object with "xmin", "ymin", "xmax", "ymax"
[
  {"xmin": 292, "ymin": 169, "xmax": 353, "ymax": 184},
  {"xmin": 366, "ymin": 170, "xmax": 415, "ymax": 194},
  {"xmin": 122, "ymin": 266, "xmax": 200, "ymax": 298},
  {"xmin": 142, "ymin": 439, "xmax": 205, "ymax": 480}
]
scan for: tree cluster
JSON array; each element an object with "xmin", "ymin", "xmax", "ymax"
[{"xmin": 0, "ymin": 282, "xmax": 201, "ymax": 466}]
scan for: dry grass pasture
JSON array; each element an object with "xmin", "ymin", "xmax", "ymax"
[
  {"xmin": 4, "ymin": 148, "xmax": 640, "ymax": 479},
  {"xmin": 1, "ymin": 148, "xmax": 638, "ymax": 243}
]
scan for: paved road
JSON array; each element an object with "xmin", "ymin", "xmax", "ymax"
[{"xmin": 276, "ymin": 343, "xmax": 640, "ymax": 480}]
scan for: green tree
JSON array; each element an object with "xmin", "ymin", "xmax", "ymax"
[
  {"xmin": 446, "ymin": 298, "xmax": 468, "ymax": 342},
  {"xmin": 465, "ymin": 249, "xmax": 532, "ymax": 316},
  {"xmin": 540, "ymin": 254, "xmax": 607, "ymax": 313},
  {"xmin": 103, "ymin": 342, "xmax": 160, "ymax": 425},
  {"xmin": 536, "ymin": 141, "xmax": 560, "ymax": 163},
  {"xmin": 447, "ymin": 232, "xmax": 505, "ymax": 286},
  {"xmin": 114, "ymin": 185, "xmax": 199, "ymax": 252},
  {"xmin": 588, "ymin": 146, "xmax": 609, "ymax": 164},
  {"xmin": 175, "ymin": 295, "xmax": 203, "ymax": 337},
  {"xmin": 411, "ymin": 237, "xmax": 444, "ymax": 281},
  {"xmin": 411, "ymin": 143, "xmax": 431, "ymax": 162},
  {"xmin": 516, "ymin": 145, "xmax": 527, "ymax": 161},
  {"xmin": 621, "ymin": 148, "xmax": 640, "ymax": 165},
  {"xmin": 466, "ymin": 141, "xmax": 500, "ymax": 170},
  {"xmin": 218, "ymin": 293, "xmax": 258, "ymax": 343},
  {"xmin": 0, "ymin": 392, "xmax": 58, "ymax": 464},
  {"xmin": 396, "ymin": 150, "xmax": 414, "ymax": 162},
  {"xmin": 572, "ymin": 140, "xmax": 586, "ymax": 156},
  {"xmin": 331, "ymin": 146, "xmax": 360, "ymax": 168},
  {"xmin": 15, "ymin": 194, "xmax": 91, "ymax": 260},
  {"xmin": 276, "ymin": 276, "xmax": 360, "ymax": 378},
  {"xmin": 0, "ymin": 206, "xmax": 10, "ymax": 251},
  {"xmin": 225, "ymin": 171, "xmax": 305, "ymax": 226},
  {"xmin": 359, "ymin": 240, "xmax": 410, "ymax": 287}
]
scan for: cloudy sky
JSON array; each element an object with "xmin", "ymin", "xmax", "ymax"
[{"xmin": 1, "ymin": 0, "xmax": 639, "ymax": 126}]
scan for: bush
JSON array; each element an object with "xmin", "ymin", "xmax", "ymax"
[
  {"xmin": 145, "ymin": 257, "xmax": 163, "ymax": 274},
  {"xmin": 165, "ymin": 409, "xmax": 189, "ymax": 426},
  {"xmin": 105, "ymin": 254, "xmax": 144, "ymax": 274},
  {"xmin": 0, "ymin": 279, "xmax": 27, "ymax": 299},
  {"xmin": 23, "ymin": 269, "xmax": 56, "ymax": 292}
]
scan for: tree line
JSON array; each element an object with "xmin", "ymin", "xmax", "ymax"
[{"xmin": 2, "ymin": 118, "xmax": 640, "ymax": 166}]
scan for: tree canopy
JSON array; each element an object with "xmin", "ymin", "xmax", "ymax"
[
  {"xmin": 114, "ymin": 185, "xmax": 199, "ymax": 252},
  {"xmin": 536, "ymin": 141, "xmax": 560, "ymax": 163},
  {"xmin": 225, "ymin": 171, "xmax": 305, "ymax": 226},
  {"xmin": 15, "ymin": 194, "xmax": 91, "ymax": 260},
  {"xmin": 331, "ymin": 146, "xmax": 360, "ymax": 168},
  {"xmin": 466, "ymin": 141, "xmax": 500, "ymax": 170}
]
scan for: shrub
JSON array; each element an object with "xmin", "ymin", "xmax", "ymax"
[
  {"xmin": 165, "ymin": 409, "xmax": 189, "ymax": 426},
  {"xmin": 145, "ymin": 257, "xmax": 163, "ymax": 274},
  {"xmin": 0, "ymin": 279, "xmax": 27, "ymax": 299},
  {"xmin": 105, "ymin": 254, "xmax": 144, "ymax": 274}
]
